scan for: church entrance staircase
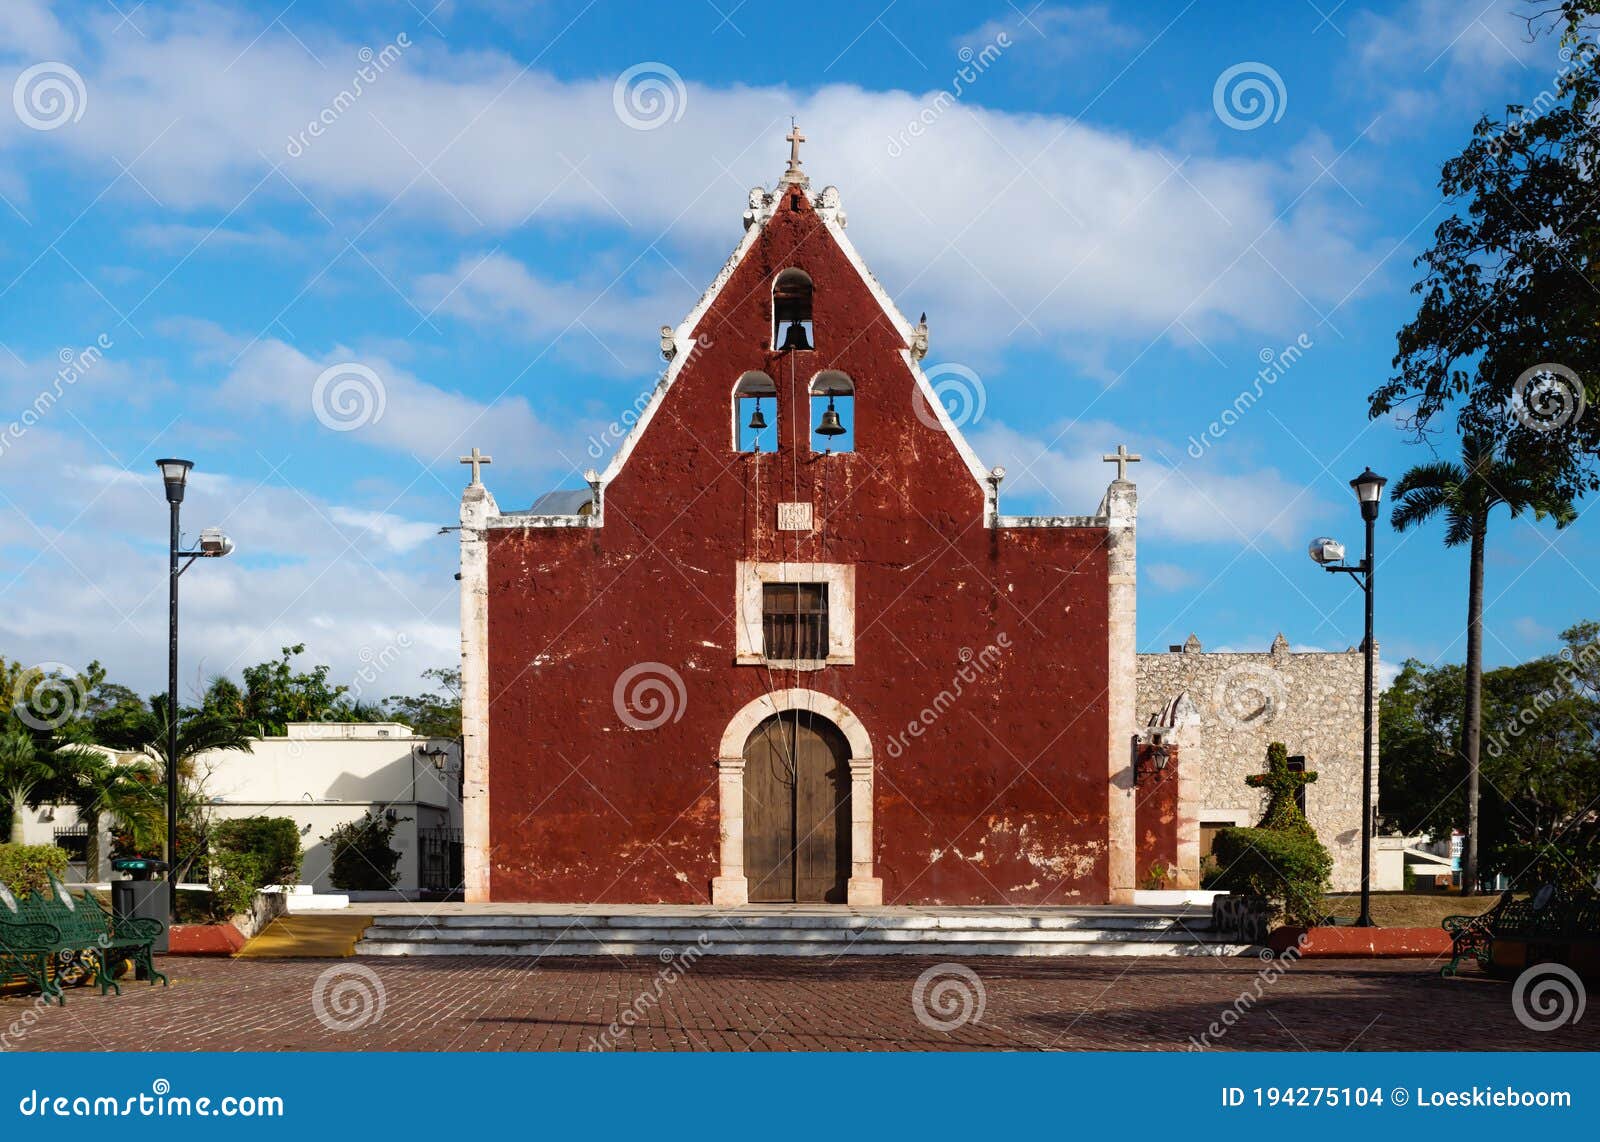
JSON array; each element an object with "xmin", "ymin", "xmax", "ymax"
[{"xmin": 353, "ymin": 904, "xmax": 1252, "ymax": 957}]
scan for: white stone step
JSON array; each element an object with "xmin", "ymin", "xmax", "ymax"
[
  {"xmin": 358, "ymin": 922, "xmax": 1218, "ymax": 945},
  {"xmin": 355, "ymin": 937, "xmax": 1250, "ymax": 957},
  {"xmin": 284, "ymin": 892, "xmax": 350, "ymax": 912},
  {"xmin": 361, "ymin": 911, "xmax": 1212, "ymax": 933},
  {"xmin": 350, "ymin": 906, "xmax": 1241, "ymax": 958}
]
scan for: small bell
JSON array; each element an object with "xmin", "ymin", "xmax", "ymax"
[
  {"xmin": 779, "ymin": 321, "xmax": 812, "ymax": 351},
  {"xmin": 747, "ymin": 398, "xmax": 767, "ymax": 432},
  {"xmin": 816, "ymin": 395, "xmax": 846, "ymax": 442}
]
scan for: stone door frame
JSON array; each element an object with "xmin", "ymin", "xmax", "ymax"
[{"xmin": 712, "ymin": 688, "xmax": 882, "ymax": 907}]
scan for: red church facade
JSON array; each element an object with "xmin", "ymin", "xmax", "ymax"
[{"xmin": 457, "ymin": 145, "xmax": 1142, "ymax": 907}]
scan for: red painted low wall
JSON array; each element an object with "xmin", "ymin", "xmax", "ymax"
[
  {"xmin": 167, "ymin": 922, "xmax": 246, "ymax": 956},
  {"xmin": 1268, "ymin": 926, "xmax": 1452, "ymax": 957}
]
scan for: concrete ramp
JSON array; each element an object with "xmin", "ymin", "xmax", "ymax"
[{"xmin": 236, "ymin": 914, "xmax": 374, "ymax": 958}]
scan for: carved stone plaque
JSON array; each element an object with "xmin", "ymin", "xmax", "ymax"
[{"xmin": 777, "ymin": 502, "xmax": 814, "ymax": 531}]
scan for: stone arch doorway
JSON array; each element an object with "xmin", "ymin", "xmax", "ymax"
[
  {"xmin": 744, "ymin": 711, "xmax": 850, "ymax": 903},
  {"xmin": 713, "ymin": 689, "xmax": 882, "ymax": 907}
]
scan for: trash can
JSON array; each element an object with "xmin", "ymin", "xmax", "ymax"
[{"xmin": 111, "ymin": 858, "xmax": 170, "ymax": 954}]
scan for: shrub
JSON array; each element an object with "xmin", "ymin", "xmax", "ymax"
[
  {"xmin": 324, "ymin": 811, "xmax": 404, "ymax": 891},
  {"xmin": 1212, "ymin": 826, "xmax": 1332, "ymax": 927},
  {"xmin": 0, "ymin": 843, "xmax": 69, "ymax": 898},
  {"xmin": 210, "ymin": 816, "xmax": 302, "ymax": 916}
]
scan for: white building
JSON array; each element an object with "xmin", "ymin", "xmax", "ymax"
[{"xmin": 14, "ymin": 723, "xmax": 462, "ymax": 898}]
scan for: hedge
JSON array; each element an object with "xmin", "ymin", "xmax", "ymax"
[
  {"xmin": 1211, "ymin": 826, "xmax": 1332, "ymax": 927},
  {"xmin": 0, "ymin": 843, "xmax": 70, "ymax": 899},
  {"xmin": 210, "ymin": 817, "xmax": 302, "ymax": 916},
  {"xmin": 324, "ymin": 812, "xmax": 403, "ymax": 891}
]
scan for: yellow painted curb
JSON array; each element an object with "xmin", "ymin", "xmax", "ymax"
[{"xmin": 235, "ymin": 914, "xmax": 374, "ymax": 958}]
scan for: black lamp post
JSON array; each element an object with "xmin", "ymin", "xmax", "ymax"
[
  {"xmin": 1307, "ymin": 466, "xmax": 1386, "ymax": 928},
  {"xmin": 156, "ymin": 458, "xmax": 233, "ymax": 921}
]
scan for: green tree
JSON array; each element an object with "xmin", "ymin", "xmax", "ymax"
[
  {"xmin": 209, "ymin": 643, "xmax": 346, "ymax": 734},
  {"xmin": 384, "ymin": 667, "xmax": 462, "ymax": 739},
  {"xmin": 1379, "ymin": 627, "xmax": 1600, "ymax": 889},
  {"xmin": 1390, "ymin": 436, "xmax": 1576, "ymax": 891},
  {"xmin": 1378, "ymin": 659, "xmax": 1467, "ymax": 838},
  {"xmin": 1369, "ymin": 2, "xmax": 1600, "ymax": 502},
  {"xmin": 204, "ymin": 644, "xmax": 386, "ymax": 735}
]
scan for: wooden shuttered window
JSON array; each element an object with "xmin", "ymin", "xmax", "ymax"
[{"xmin": 762, "ymin": 583, "xmax": 829, "ymax": 661}]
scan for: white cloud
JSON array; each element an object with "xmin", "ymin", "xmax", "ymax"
[
  {"xmin": 960, "ymin": 4, "xmax": 1142, "ymax": 57},
  {"xmin": 1511, "ymin": 616, "xmax": 1554, "ymax": 646},
  {"xmin": 214, "ymin": 334, "xmax": 577, "ymax": 483},
  {"xmin": 0, "ymin": 6, "xmax": 1383, "ymax": 357},
  {"xmin": 0, "ymin": 0, "xmax": 71, "ymax": 58},
  {"xmin": 1351, "ymin": 0, "xmax": 1554, "ymax": 130},
  {"xmin": 0, "ymin": 425, "xmax": 456, "ymax": 697},
  {"xmin": 972, "ymin": 417, "xmax": 1324, "ymax": 546},
  {"xmin": 412, "ymin": 251, "xmax": 681, "ymax": 371},
  {"xmin": 1145, "ymin": 562, "xmax": 1199, "ymax": 591}
]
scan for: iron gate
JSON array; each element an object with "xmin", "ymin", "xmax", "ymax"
[{"xmin": 419, "ymin": 827, "xmax": 464, "ymax": 899}]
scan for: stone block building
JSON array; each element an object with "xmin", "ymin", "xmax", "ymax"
[{"xmin": 1136, "ymin": 634, "xmax": 1377, "ymax": 891}]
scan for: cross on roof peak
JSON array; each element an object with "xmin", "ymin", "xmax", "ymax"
[
  {"xmin": 1102, "ymin": 443, "xmax": 1142, "ymax": 481},
  {"xmin": 780, "ymin": 120, "xmax": 809, "ymax": 187},
  {"xmin": 460, "ymin": 447, "xmax": 492, "ymax": 486}
]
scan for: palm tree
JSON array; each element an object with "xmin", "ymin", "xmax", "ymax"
[
  {"xmin": 97, "ymin": 696, "xmax": 254, "ymax": 876},
  {"xmin": 0, "ymin": 730, "xmax": 52, "ymax": 842},
  {"xmin": 1390, "ymin": 435, "xmax": 1577, "ymax": 892},
  {"xmin": 33, "ymin": 749, "xmax": 162, "ymax": 879}
]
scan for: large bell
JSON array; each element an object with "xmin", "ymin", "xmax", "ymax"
[
  {"xmin": 747, "ymin": 399, "xmax": 767, "ymax": 431},
  {"xmin": 816, "ymin": 396, "xmax": 846, "ymax": 438},
  {"xmin": 779, "ymin": 321, "xmax": 812, "ymax": 351}
]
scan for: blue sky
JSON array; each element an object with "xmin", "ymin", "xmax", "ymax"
[{"xmin": 0, "ymin": 0, "xmax": 1592, "ymax": 698}]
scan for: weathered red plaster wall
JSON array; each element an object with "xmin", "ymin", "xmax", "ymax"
[
  {"xmin": 484, "ymin": 187, "xmax": 1113, "ymax": 905},
  {"xmin": 1134, "ymin": 744, "xmax": 1180, "ymax": 885}
]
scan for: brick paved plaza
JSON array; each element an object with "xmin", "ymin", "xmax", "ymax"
[{"xmin": 4, "ymin": 956, "xmax": 1594, "ymax": 1052}]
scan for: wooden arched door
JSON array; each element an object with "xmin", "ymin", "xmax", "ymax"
[{"xmin": 743, "ymin": 711, "xmax": 851, "ymax": 903}]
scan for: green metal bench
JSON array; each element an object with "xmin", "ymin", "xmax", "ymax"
[
  {"xmin": 1441, "ymin": 884, "xmax": 1561, "ymax": 978},
  {"xmin": 0, "ymin": 876, "xmax": 167, "ymax": 1005}
]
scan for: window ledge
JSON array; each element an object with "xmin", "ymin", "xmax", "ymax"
[{"xmin": 736, "ymin": 655, "xmax": 853, "ymax": 670}]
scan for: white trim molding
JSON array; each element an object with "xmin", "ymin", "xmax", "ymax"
[
  {"xmin": 459, "ymin": 483, "xmax": 497, "ymax": 903},
  {"xmin": 713, "ymin": 689, "xmax": 881, "ymax": 907},
  {"xmin": 734, "ymin": 561, "xmax": 856, "ymax": 670}
]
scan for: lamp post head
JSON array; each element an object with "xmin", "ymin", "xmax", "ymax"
[
  {"xmin": 1307, "ymin": 536, "xmax": 1346, "ymax": 566},
  {"xmin": 1350, "ymin": 467, "xmax": 1387, "ymax": 522},
  {"xmin": 197, "ymin": 527, "xmax": 234, "ymax": 557},
  {"xmin": 156, "ymin": 458, "xmax": 193, "ymax": 505}
]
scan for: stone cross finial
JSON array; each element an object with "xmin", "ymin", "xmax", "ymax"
[
  {"xmin": 460, "ymin": 447, "xmax": 492, "ymax": 486},
  {"xmin": 781, "ymin": 120, "xmax": 809, "ymax": 186},
  {"xmin": 786, "ymin": 121, "xmax": 805, "ymax": 172},
  {"xmin": 1102, "ymin": 443, "xmax": 1142, "ymax": 481}
]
